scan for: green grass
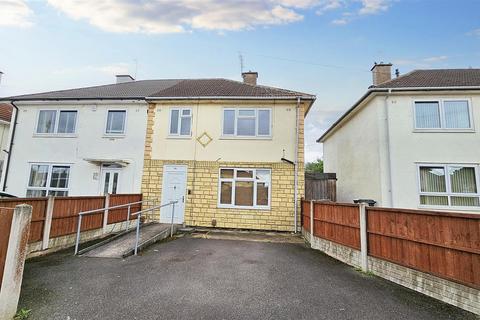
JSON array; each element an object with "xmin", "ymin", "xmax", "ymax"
[{"xmin": 14, "ymin": 308, "xmax": 31, "ymax": 320}]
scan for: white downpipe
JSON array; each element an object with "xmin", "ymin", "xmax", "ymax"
[
  {"xmin": 293, "ymin": 97, "xmax": 300, "ymax": 233},
  {"xmin": 384, "ymin": 89, "xmax": 394, "ymax": 207}
]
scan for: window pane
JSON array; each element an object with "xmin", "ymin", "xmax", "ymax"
[
  {"xmin": 415, "ymin": 102, "xmax": 440, "ymax": 128},
  {"xmin": 449, "ymin": 166, "xmax": 477, "ymax": 193},
  {"xmin": 258, "ymin": 110, "xmax": 271, "ymax": 135},
  {"xmin": 180, "ymin": 116, "xmax": 191, "ymax": 135},
  {"xmin": 256, "ymin": 170, "xmax": 270, "ymax": 181},
  {"xmin": 238, "ymin": 109, "xmax": 255, "ymax": 117},
  {"xmin": 50, "ymin": 166, "xmax": 70, "ymax": 188},
  {"xmin": 451, "ymin": 196, "xmax": 480, "ymax": 207},
  {"xmin": 237, "ymin": 170, "xmax": 253, "ymax": 178},
  {"xmin": 37, "ymin": 110, "xmax": 56, "ymax": 133},
  {"xmin": 48, "ymin": 190, "xmax": 68, "ymax": 197},
  {"xmin": 256, "ymin": 182, "xmax": 269, "ymax": 206},
  {"xmin": 235, "ymin": 181, "xmax": 254, "ymax": 206},
  {"xmin": 220, "ymin": 169, "xmax": 234, "ymax": 178},
  {"xmin": 237, "ymin": 118, "xmax": 255, "ymax": 136},
  {"xmin": 170, "ymin": 110, "xmax": 179, "ymax": 134},
  {"xmin": 104, "ymin": 172, "xmax": 110, "ymax": 195},
  {"xmin": 112, "ymin": 173, "xmax": 118, "ymax": 194},
  {"xmin": 444, "ymin": 101, "xmax": 470, "ymax": 129},
  {"xmin": 26, "ymin": 190, "xmax": 47, "ymax": 198},
  {"xmin": 420, "ymin": 195, "xmax": 448, "ymax": 206},
  {"xmin": 419, "ymin": 167, "xmax": 446, "ymax": 192},
  {"xmin": 107, "ymin": 111, "xmax": 126, "ymax": 133},
  {"xmin": 220, "ymin": 181, "xmax": 232, "ymax": 204},
  {"xmin": 182, "ymin": 109, "xmax": 191, "ymax": 116},
  {"xmin": 57, "ymin": 111, "xmax": 77, "ymax": 134},
  {"xmin": 28, "ymin": 165, "xmax": 49, "ymax": 187},
  {"xmin": 223, "ymin": 110, "xmax": 235, "ymax": 135}
]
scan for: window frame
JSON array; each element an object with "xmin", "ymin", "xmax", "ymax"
[
  {"xmin": 105, "ymin": 109, "xmax": 127, "ymax": 136},
  {"xmin": 221, "ymin": 108, "xmax": 272, "ymax": 138},
  {"xmin": 168, "ymin": 107, "xmax": 192, "ymax": 137},
  {"xmin": 35, "ymin": 109, "xmax": 78, "ymax": 136},
  {"xmin": 416, "ymin": 163, "xmax": 480, "ymax": 210},
  {"xmin": 412, "ymin": 98, "xmax": 474, "ymax": 132},
  {"xmin": 218, "ymin": 168, "xmax": 271, "ymax": 210},
  {"xmin": 26, "ymin": 163, "xmax": 72, "ymax": 197}
]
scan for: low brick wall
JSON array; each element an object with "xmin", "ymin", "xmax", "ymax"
[{"xmin": 303, "ymin": 229, "xmax": 480, "ymax": 315}]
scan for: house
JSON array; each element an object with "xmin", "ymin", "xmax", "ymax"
[
  {"xmin": 0, "ymin": 103, "xmax": 12, "ymax": 180},
  {"xmin": 1, "ymin": 72, "xmax": 315, "ymax": 231},
  {"xmin": 318, "ymin": 64, "xmax": 480, "ymax": 212}
]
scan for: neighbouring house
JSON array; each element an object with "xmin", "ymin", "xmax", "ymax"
[
  {"xmin": 318, "ymin": 64, "xmax": 480, "ymax": 212},
  {"xmin": 1, "ymin": 73, "xmax": 315, "ymax": 231},
  {"xmin": 0, "ymin": 103, "xmax": 12, "ymax": 179}
]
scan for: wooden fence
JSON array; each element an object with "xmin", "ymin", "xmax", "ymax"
[
  {"xmin": 0, "ymin": 194, "xmax": 142, "ymax": 244},
  {"xmin": 0, "ymin": 208, "xmax": 14, "ymax": 288},
  {"xmin": 304, "ymin": 172, "xmax": 336, "ymax": 201},
  {"xmin": 302, "ymin": 200, "xmax": 480, "ymax": 289}
]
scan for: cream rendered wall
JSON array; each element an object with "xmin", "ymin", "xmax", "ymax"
[
  {"xmin": 5, "ymin": 101, "xmax": 147, "ymax": 197},
  {"xmin": 385, "ymin": 92, "xmax": 480, "ymax": 212},
  {"xmin": 323, "ymin": 96, "xmax": 386, "ymax": 205},
  {"xmin": 150, "ymin": 100, "xmax": 299, "ymax": 162}
]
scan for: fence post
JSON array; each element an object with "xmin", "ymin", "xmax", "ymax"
[
  {"xmin": 359, "ymin": 203, "xmax": 368, "ymax": 272},
  {"xmin": 102, "ymin": 193, "xmax": 110, "ymax": 234},
  {"xmin": 42, "ymin": 196, "xmax": 55, "ymax": 250},
  {"xmin": 309, "ymin": 200, "xmax": 314, "ymax": 242},
  {"xmin": 0, "ymin": 205, "xmax": 33, "ymax": 320}
]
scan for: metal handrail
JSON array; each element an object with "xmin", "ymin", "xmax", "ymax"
[
  {"xmin": 131, "ymin": 201, "xmax": 178, "ymax": 255},
  {"xmin": 74, "ymin": 198, "xmax": 156, "ymax": 255}
]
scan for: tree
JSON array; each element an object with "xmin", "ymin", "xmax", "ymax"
[{"xmin": 305, "ymin": 159, "xmax": 323, "ymax": 173}]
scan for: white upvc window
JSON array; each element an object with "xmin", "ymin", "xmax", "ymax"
[
  {"xmin": 414, "ymin": 99, "xmax": 473, "ymax": 130},
  {"xmin": 417, "ymin": 163, "xmax": 480, "ymax": 209},
  {"xmin": 26, "ymin": 164, "xmax": 71, "ymax": 197},
  {"xmin": 105, "ymin": 110, "xmax": 127, "ymax": 135},
  {"xmin": 169, "ymin": 108, "xmax": 192, "ymax": 136},
  {"xmin": 36, "ymin": 110, "xmax": 78, "ymax": 134},
  {"xmin": 218, "ymin": 168, "xmax": 271, "ymax": 209},
  {"xmin": 222, "ymin": 108, "xmax": 272, "ymax": 137}
]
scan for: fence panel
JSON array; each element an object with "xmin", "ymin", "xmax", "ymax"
[
  {"xmin": 312, "ymin": 202, "xmax": 360, "ymax": 250},
  {"xmin": 367, "ymin": 207, "xmax": 480, "ymax": 289},
  {"xmin": 0, "ymin": 208, "xmax": 14, "ymax": 288},
  {"xmin": 108, "ymin": 194, "xmax": 143, "ymax": 224},
  {"xmin": 301, "ymin": 200, "xmax": 310, "ymax": 231},
  {"xmin": 305, "ymin": 173, "xmax": 336, "ymax": 201},
  {"xmin": 0, "ymin": 198, "xmax": 47, "ymax": 243}
]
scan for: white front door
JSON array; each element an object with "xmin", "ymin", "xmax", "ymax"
[
  {"xmin": 102, "ymin": 168, "xmax": 121, "ymax": 195},
  {"xmin": 160, "ymin": 165, "xmax": 187, "ymax": 224}
]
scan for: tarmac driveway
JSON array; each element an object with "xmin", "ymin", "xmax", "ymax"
[{"xmin": 19, "ymin": 234, "xmax": 475, "ymax": 320}]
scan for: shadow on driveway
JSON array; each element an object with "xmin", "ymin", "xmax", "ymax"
[{"xmin": 19, "ymin": 236, "xmax": 476, "ymax": 320}]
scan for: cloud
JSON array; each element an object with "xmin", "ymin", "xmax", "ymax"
[
  {"xmin": 46, "ymin": 0, "xmax": 312, "ymax": 34},
  {"xmin": 422, "ymin": 55, "xmax": 448, "ymax": 63},
  {"xmin": 331, "ymin": 18, "xmax": 348, "ymax": 25},
  {"xmin": 392, "ymin": 55, "xmax": 449, "ymax": 68},
  {"xmin": 321, "ymin": 0, "xmax": 391, "ymax": 25},
  {"xmin": 53, "ymin": 63, "xmax": 131, "ymax": 77},
  {"xmin": 467, "ymin": 28, "xmax": 480, "ymax": 37},
  {"xmin": 0, "ymin": 0, "xmax": 34, "ymax": 28},
  {"xmin": 358, "ymin": 0, "xmax": 389, "ymax": 15}
]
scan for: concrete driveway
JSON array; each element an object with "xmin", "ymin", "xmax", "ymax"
[{"xmin": 19, "ymin": 234, "xmax": 475, "ymax": 320}]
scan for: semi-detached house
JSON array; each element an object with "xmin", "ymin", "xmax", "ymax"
[{"xmin": 1, "ymin": 73, "xmax": 315, "ymax": 231}]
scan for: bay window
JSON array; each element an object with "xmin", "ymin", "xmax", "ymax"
[
  {"xmin": 418, "ymin": 164, "xmax": 479, "ymax": 208},
  {"xmin": 36, "ymin": 110, "xmax": 77, "ymax": 134},
  {"xmin": 27, "ymin": 164, "xmax": 71, "ymax": 197},
  {"xmin": 218, "ymin": 168, "xmax": 271, "ymax": 209},
  {"xmin": 414, "ymin": 100, "xmax": 472, "ymax": 130},
  {"xmin": 222, "ymin": 108, "xmax": 271, "ymax": 137}
]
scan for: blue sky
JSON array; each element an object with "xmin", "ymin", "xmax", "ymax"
[{"xmin": 0, "ymin": 0, "xmax": 479, "ymax": 161}]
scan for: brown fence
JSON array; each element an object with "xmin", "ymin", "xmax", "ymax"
[
  {"xmin": 0, "ymin": 194, "xmax": 142, "ymax": 244},
  {"xmin": 305, "ymin": 172, "xmax": 336, "ymax": 201},
  {"xmin": 0, "ymin": 208, "xmax": 14, "ymax": 288},
  {"xmin": 302, "ymin": 200, "xmax": 480, "ymax": 289}
]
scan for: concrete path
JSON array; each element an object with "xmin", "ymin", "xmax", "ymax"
[
  {"xmin": 19, "ymin": 236, "xmax": 476, "ymax": 320},
  {"xmin": 82, "ymin": 223, "xmax": 178, "ymax": 258}
]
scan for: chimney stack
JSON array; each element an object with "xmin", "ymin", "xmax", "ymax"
[
  {"xmin": 242, "ymin": 71, "xmax": 258, "ymax": 86},
  {"xmin": 116, "ymin": 74, "xmax": 135, "ymax": 84},
  {"xmin": 371, "ymin": 62, "xmax": 392, "ymax": 86}
]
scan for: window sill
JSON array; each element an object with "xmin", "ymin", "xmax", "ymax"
[
  {"xmin": 219, "ymin": 136, "xmax": 272, "ymax": 140},
  {"xmin": 33, "ymin": 134, "xmax": 78, "ymax": 138},
  {"xmin": 167, "ymin": 135, "xmax": 192, "ymax": 140},
  {"xmin": 413, "ymin": 129, "xmax": 475, "ymax": 133},
  {"xmin": 218, "ymin": 204, "xmax": 271, "ymax": 211},
  {"xmin": 418, "ymin": 204, "xmax": 480, "ymax": 212},
  {"xmin": 103, "ymin": 134, "xmax": 126, "ymax": 139}
]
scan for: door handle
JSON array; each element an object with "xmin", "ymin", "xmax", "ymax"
[{"xmin": 182, "ymin": 196, "xmax": 185, "ymax": 203}]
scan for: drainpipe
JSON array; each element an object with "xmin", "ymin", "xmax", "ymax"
[
  {"xmin": 2, "ymin": 100, "xmax": 18, "ymax": 191},
  {"xmin": 383, "ymin": 90, "xmax": 394, "ymax": 207},
  {"xmin": 293, "ymin": 97, "xmax": 300, "ymax": 233}
]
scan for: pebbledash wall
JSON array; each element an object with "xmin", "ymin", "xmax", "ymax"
[{"xmin": 141, "ymin": 100, "xmax": 306, "ymax": 231}]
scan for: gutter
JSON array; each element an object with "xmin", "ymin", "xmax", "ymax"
[
  {"xmin": 2, "ymin": 100, "xmax": 18, "ymax": 191},
  {"xmin": 317, "ymin": 85, "xmax": 480, "ymax": 143},
  {"xmin": 383, "ymin": 89, "xmax": 394, "ymax": 207},
  {"xmin": 146, "ymin": 95, "xmax": 315, "ymax": 101}
]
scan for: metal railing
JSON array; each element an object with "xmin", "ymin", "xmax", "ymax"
[
  {"xmin": 131, "ymin": 201, "xmax": 178, "ymax": 255},
  {"xmin": 74, "ymin": 199, "xmax": 155, "ymax": 255}
]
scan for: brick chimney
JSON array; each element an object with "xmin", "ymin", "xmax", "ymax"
[
  {"xmin": 116, "ymin": 74, "xmax": 135, "ymax": 84},
  {"xmin": 371, "ymin": 63, "xmax": 392, "ymax": 86},
  {"xmin": 242, "ymin": 71, "xmax": 258, "ymax": 86}
]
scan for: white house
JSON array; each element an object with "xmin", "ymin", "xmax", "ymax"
[
  {"xmin": 0, "ymin": 103, "xmax": 12, "ymax": 180},
  {"xmin": 319, "ymin": 64, "xmax": 480, "ymax": 212}
]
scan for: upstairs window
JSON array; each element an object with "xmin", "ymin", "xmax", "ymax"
[
  {"xmin": 222, "ymin": 108, "xmax": 271, "ymax": 137},
  {"xmin": 36, "ymin": 110, "xmax": 77, "ymax": 134},
  {"xmin": 169, "ymin": 108, "xmax": 192, "ymax": 136},
  {"xmin": 106, "ymin": 110, "xmax": 126, "ymax": 135},
  {"xmin": 26, "ymin": 164, "xmax": 71, "ymax": 197},
  {"xmin": 414, "ymin": 100, "xmax": 472, "ymax": 129}
]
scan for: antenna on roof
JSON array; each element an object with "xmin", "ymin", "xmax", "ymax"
[
  {"xmin": 238, "ymin": 52, "xmax": 244, "ymax": 75},
  {"xmin": 134, "ymin": 58, "xmax": 138, "ymax": 79}
]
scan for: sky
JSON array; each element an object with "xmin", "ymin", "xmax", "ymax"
[{"xmin": 0, "ymin": 0, "xmax": 479, "ymax": 162}]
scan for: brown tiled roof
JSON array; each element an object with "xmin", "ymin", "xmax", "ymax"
[
  {"xmin": 374, "ymin": 69, "xmax": 480, "ymax": 88},
  {"xmin": 1, "ymin": 78, "xmax": 314, "ymax": 101},
  {"xmin": 0, "ymin": 103, "xmax": 12, "ymax": 123}
]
